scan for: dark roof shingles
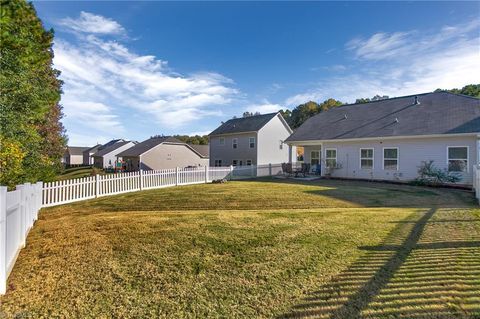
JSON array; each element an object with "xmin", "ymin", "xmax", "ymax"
[
  {"xmin": 117, "ymin": 137, "xmax": 183, "ymax": 157},
  {"xmin": 93, "ymin": 141, "xmax": 133, "ymax": 157},
  {"xmin": 286, "ymin": 92, "xmax": 480, "ymax": 142},
  {"xmin": 209, "ymin": 113, "xmax": 278, "ymax": 136}
]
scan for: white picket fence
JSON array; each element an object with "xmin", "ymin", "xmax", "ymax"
[
  {"xmin": 41, "ymin": 164, "xmax": 285, "ymax": 207},
  {"xmin": 0, "ymin": 182, "xmax": 43, "ymax": 294},
  {"xmin": 474, "ymin": 165, "xmax": 480, "ymax": 204},
  {"xmin": 0, "ymin": 164, "xmax": 287, "ymax": 294}
]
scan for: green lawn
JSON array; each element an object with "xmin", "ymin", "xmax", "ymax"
[
  {"xmin": 1, "ymin": 179, "xmax": 479, "ymax": 318},
  {"xmin": 57, "ymin": 166, "xmax": 97, "ymax": 180}
]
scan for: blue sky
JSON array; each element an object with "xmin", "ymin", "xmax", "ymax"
[{"xmin": 33, "ymin": 1, "xmax": 480, "ymax": 146}]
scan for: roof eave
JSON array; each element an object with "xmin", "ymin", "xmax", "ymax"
[{"xmin": 285, "ymin": 132, "xmax": 479, "ymax": 145}]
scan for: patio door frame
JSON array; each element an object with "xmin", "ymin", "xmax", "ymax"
[{"xmin": 310, "ymin": 144, "xmax": 322, "ymax": 175}]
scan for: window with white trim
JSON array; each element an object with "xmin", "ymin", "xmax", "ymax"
[
  {"xmin": 360, "ymin": 148, "xmax": 374, "ymax": 169},
  {"xmin": 311, "ymin": 151, "xmax": 320, "ymax": 165},
  {"xmin": 214, "ymin": 159, "xmax": 222, "ymax": 167},
  {"xmin": 249, "ymin": 137, "xmax": 255, "ymax": 148},
  {"xmin": 246, "ymin": 159, "xmax": 252, "ymax": 166},
  {"xmin": 232, "ymin": 138, "xmax": 238, "ymax": 149},
  {"xmin": 219, "ymin": 137, "xmax": 225, "ymax": 146},
  {"xmin": 232, "ymin": 160, "xmax": 238, "ymax": 166},
  {"xmin": 448, "ymin": 146, "xmax": 468, "ymax": 172},
  {"xmin": 383, "ymin": 148, "xmax": 398, "ymax": 170},
  {"xmin": 325, "ymin": 149, "xmax": 337, "ymax": 168}
]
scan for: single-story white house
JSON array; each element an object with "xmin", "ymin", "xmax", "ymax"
[
  {"xmin": 82, "ymin": 144, "xmax": 101, "ymax": 165},
  {"xmin": 285, "ymin": 92, "xmax": 480, "ymax": 186},
  {"xmin": 92, "ymin": 140, "xmax": 136, "ymax": 169},
  {"xmin": 116, "ymin": 136, "xmax": 209, "ymax": 171}
]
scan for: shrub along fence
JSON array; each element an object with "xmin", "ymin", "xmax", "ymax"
[{"xmin": 0, "ymin": 164, "xmax": 285, "ymax": 293}]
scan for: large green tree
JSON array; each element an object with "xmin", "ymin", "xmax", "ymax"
[
  {"xmin": 435, "ymin": 84, "xmax": 480, "ymax": 98},
  {"xmin": 284, "ymin": 98, "xmax": 343, "ymax": 129},
  {"xmin": 0, "ymin": 0, "xmax": 66, "ymax": 188}
]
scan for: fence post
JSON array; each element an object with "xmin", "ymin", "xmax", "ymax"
[
  {"xmin": 176, "ymin": 167, "xmax": 179, "ymax": 186},
  {"xmin": 205, "ymin": 166, "xmax": 209, "ymax": 183},
  {"xmin": 17, "ymin": 184, "xmax": 26, "ymax": 248},
  {"xmin": 139, "ymin": 170, "xmax": 144, "ymax": 190},
  {"xmin": 0, "ymin": 186, "xmax": 7, "ymax": 294},
  {"xmin": 95, "ymin": 174, "xmax": 99, "ymax": 198},
  {"xmin": 269, "ymin": 163, "xmax": 272, "ymax": 176}
]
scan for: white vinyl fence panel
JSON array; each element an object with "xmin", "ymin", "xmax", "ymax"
[{"xmin": 0, "ymin": 182, "xmax": 42, "ymax": 294}]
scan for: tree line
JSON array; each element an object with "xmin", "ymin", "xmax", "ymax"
[{"xmin": 1, "ymin": 0, "xmax": 66, "ymax": 188}]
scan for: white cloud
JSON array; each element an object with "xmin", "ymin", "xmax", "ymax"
[
  {"xmin": 246, "ymin": 100, "xmax": 283, "ymax": 114},
  {"xmin": 286, "ymin": 19, "xmax": 480, "ymax": 106},
  {"xmin": 54, "ymin": 12, "xmax": 238, "ymax": 145},
  {"xmin": 59, "ymin": 11, "xmax": 125, "ymax": 35},
  {"xmin": 346, "ymin": 32, "xmax": 411, "ymax": 60}
]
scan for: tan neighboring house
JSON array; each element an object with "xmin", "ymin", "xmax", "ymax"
[
  {"xmin": 116, "ymin": 136, "xmax": 209, "ymax": 171},
  {"xmin": 62, "ymin": 146, "xmax": 89, "ymax": 165}
]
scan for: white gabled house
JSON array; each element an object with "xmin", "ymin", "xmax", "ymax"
[
  {"xmin": 285, "ymin": 92, "xmax": 480, "ymax": 186},
  {"xmin": 92, "ymin": 140, "xmax": 136, "ymax": 169}
]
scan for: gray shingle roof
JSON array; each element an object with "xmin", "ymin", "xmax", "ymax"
[
  {"xmin": 67, "ymin": 146, "xmax": 89, "ymax": 156},
  {"xmin": 93, "ymin": 141, "xmax": 133, "ymax": 157},
  {"xmin": 83, "ymin": 144, "xmax": 101, "ymax": 154},
  {"xmin": 209, "ymin": 113, "xmax": 279, "ymax": 136},
  {"xmin": 188, "ymin": 144, "xmax": 209, "ymax": 158},
  {"xmin": 285, "ymin": 92, "xmax": 480, "ymax": 142},
  {"xmin": 116, "ymin": 137, "xmax": 183, "ymax": 157}
]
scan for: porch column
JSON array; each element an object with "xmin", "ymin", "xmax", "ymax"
[
  {"xmin": 288, "ymin": 144, "xmax": 293, "ymax": 163},
  {"xmin": 477, "ymin": 135, "xmax": 480, "ymax": 166}
]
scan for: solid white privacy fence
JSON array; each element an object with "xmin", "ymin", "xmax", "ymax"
[
  {"xmin": 474, "ymin": 165, "xmax": 480, "ymax": 204},
  {"xmin": 0, "ymin": 182, "xmax": 43, "ymax": 294}
]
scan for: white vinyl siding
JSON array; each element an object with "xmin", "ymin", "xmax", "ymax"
[
  {"xmin": 360, "ymin": 148, "xmax": 374, "ymax": 169},
  {"xmin": 383, "ymin": 148, "xmax": 399, "ymax": 170},
  {"xmin": 304, "ymin": 135, "xmax": 476, "ymax": 185}
]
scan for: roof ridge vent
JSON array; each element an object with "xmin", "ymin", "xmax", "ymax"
[
  {"xmin": 414, "ymin": 96, "xmax": 420, "ymax": 105},
  {"xmin": 394, "ymin": 117, "xmax": 399, "ymax": 123}
]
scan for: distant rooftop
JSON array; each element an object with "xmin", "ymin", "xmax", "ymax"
[{"xmin": 209, "ymin": 112, "xmax": 279, "ymax": 136}]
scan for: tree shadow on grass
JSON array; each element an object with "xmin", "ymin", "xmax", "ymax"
[{"xmin": 279, "ymin": 208, "xmax": 480, "ymax": 319}]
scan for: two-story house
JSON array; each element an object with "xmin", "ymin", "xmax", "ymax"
[{"xmin": 208, "ymin": 112, "xmax": 293, "ymax": 166}]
